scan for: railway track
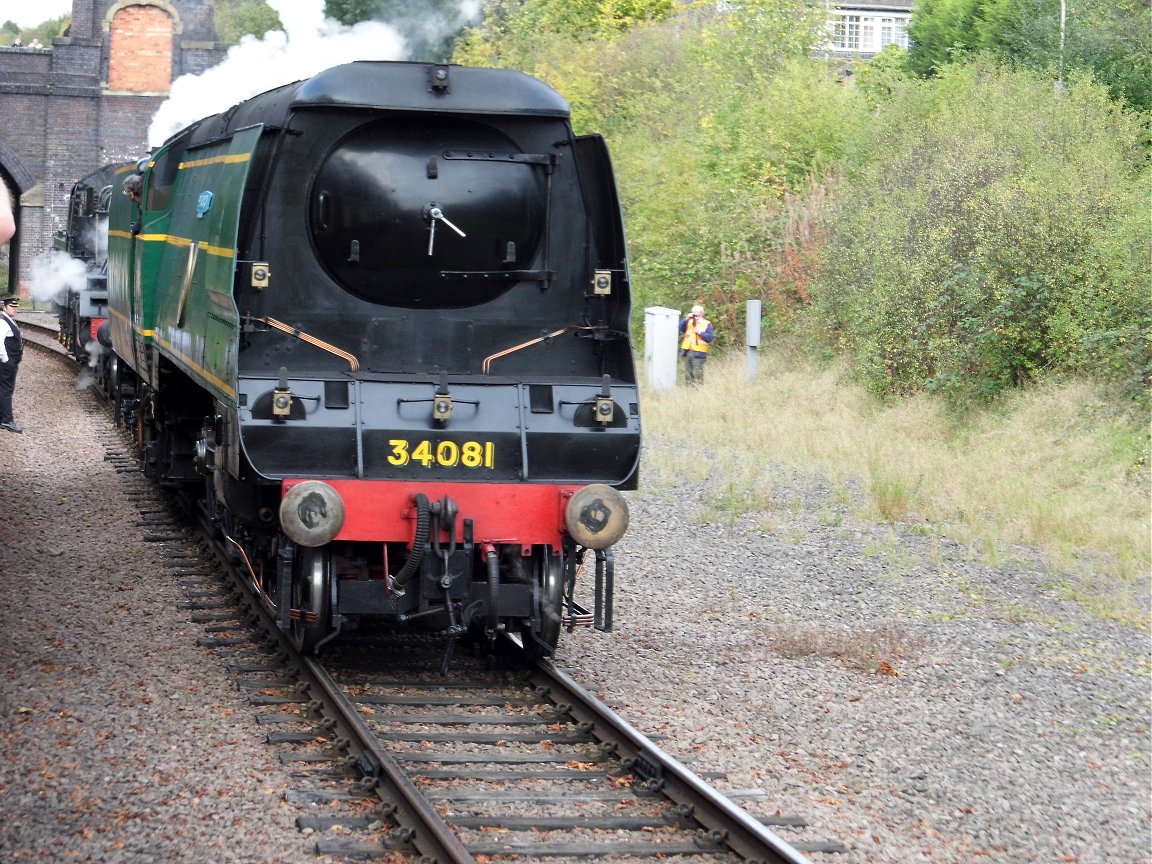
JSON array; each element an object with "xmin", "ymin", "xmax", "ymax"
[
  {"xmin": 22, "ymin": 311, "xmax": 843, "ymax": 862},
  {"xmin": 17, "ymin": 311, "xmax": 68, "ymax": 350},
  {"xmin": 200, "ymin": 522, "xmax": 836, "ymax": 862}
]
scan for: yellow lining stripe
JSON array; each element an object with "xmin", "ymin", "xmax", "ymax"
[
  {"xmin": 154, "ymin": 336, "xmax": 236, "ymax": 399},
  {"xmin": 119, "ymin": 233, "xmax": 235, "ymax": 259},
  {"xmin": 108, "ymin": 307, "xmax": 154, "ymax": 337},
  {"xmin": 179, "ymin": 153, "xmax": 251, "ymax": 169},
  {"xmin": 109, "ymin": 308, "xmax": 231, "ymax": 395}
]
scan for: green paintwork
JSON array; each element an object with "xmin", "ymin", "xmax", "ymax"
[
  {"xmin": 112, "ymin": 125, "xmax": 262, "ymax": 405},
  {"xmin": 149, "ymin": 125, "xmax": 261, "ymax": 406},
  {"xmin": 106, "ymin": 161, "xmax": 148, "ymax": 373}
]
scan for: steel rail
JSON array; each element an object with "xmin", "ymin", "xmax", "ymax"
[
  {"xmin": 195, "ymin": 512, "xmax": 481, "ymax": 864},
  {"xmin": 298, "ymin": 655, "xmax": 480, "ymax": 864},
  {"xmin": 41, "ymin": 300, "xmax": 822, "ymax": 863},
  {"xmin": 530, "ymin": 660, "xmax": 813, "ymax": 864}
]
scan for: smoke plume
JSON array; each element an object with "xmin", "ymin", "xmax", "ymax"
[
  {"xmin": 148, "ymin": 0, "xmax": 408, "ymax": 146},
  {"xmin": 28, "ymin": 250, "xmax": 88, "ymax": 306}
]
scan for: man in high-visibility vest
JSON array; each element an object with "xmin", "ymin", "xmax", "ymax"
[{"xmin": 679, "ymin": 304, "xmax": 714, "ymax": 385}]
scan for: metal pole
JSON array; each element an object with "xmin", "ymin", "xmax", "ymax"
[
  {"xmin": 745, "ymin": 299, "xmax": 762, "ymax": 380},
  {"xmin": 1058, "ymin": 0, "xmax": 1066, "ymax": 87}
]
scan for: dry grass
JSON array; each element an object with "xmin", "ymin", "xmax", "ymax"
[{"xmin": 640, "ymin": 350, "xmax": 1151, "ymax": 624}]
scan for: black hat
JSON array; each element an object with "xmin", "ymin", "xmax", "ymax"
[{"xmin": 2, "ymin": 297, "xmax": 18, "ymax": 307}]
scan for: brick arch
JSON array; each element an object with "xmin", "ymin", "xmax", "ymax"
[
  {"xmin": 0, "ymin": 145, "xmax": 35, "ymax": 298},
  {"xmin": 0, "ymin": 141, "xmax": 37, "ymax": 197},
  {"xmin": 105, "ymin": 2, "xmax": 184, "ymax": 94}
]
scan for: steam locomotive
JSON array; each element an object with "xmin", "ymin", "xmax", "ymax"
[
  {"xmin": 51, "ymin": 163, "xmax": 126, "ymax": 362},
  {"xmin": 79, "ymin": 61, "xmax": 640, "ymax": 662}
]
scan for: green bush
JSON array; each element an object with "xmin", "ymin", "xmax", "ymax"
[
  {"xmin": 807, "ymin": 61, "xmax": 1151, "ymax": 402},
  {"xmin": 454, "ymin": 4, "xmax": 1148, "ymax": 403},
  {"xmin": 213, "ymin": 0, "xmax": 281, "ymax": 45}
]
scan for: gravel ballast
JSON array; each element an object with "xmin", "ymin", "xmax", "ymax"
[
  {"xmin": 557, "ymin": 463, "xmax": 1150, "ymax": 862},
  {"xmin": 0, "ymin": 347, "xmax": 323, "ymax": 864},
  {"xmin": 2, "ymin": 343, "xmax": 1149, "ymax": 863}
]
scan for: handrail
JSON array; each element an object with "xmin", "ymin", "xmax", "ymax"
[
  {"xmin": 481, "ymin": 326, "xmax": 593, "ymax": 374},
  {"xmin": 251, "ymin": 316, "xmax": 360, "ymax": 372}
]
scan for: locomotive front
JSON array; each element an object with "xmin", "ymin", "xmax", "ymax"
[
  {"xmin": 52, "ymin": 163, "xmax": 131, "ymax": 362},
  {"xmin": 157, "ymin": 62, "xmax": 641, "ymax": 658}
]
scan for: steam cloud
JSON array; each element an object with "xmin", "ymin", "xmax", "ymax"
[
  {"xmin": 147, "ymin": 0, "xmax": 409, "ymax": 146},
  {"xmin": 77, "ymin": 339, "xmax": 104, "ymax": 390},
  {"xmin": 28, "ymin": 250, "xmax": 88, "ymax": 306}
]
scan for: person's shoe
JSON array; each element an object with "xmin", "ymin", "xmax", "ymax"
[{"xmin": 1, "ymin": 422, "xmax": 22, "ymax": 433}]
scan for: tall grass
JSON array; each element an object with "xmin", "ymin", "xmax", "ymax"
[{"xmin": 640, "ymin": 350, "xmax": 1150, "ymax": 624}]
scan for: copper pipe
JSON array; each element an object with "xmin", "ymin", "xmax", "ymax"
[
  {"xmin": 482, "ymin": 326, "xmax": 592, "ymax": 374},
  {"xmin": 254, "ymin": 316, "xmax": 360, "ymax": 371}
]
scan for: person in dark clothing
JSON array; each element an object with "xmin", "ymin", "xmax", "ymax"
[
  {"xmin": 123, "ymin": 173, "xmax": 144, "ymax": 235},
  {"xmin": 0, "ymin": 296, "xmax": 24, "ymax": 433}
]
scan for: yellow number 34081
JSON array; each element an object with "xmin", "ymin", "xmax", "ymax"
[{"xmin": 387, "ymin": 439, "xmax": 495, "ymax": 469}]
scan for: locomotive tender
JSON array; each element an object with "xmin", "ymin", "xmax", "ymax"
[{"xmin": 91, "ymin": 61, "xmax": 640, "ymax": 660}]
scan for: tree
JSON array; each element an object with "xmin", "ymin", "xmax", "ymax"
[
  {"xmin": 0, "ymin": 15, "xmax": 68, "ymax": 47},
  {"xmin": 456, "ymin": 0, "xmax": 676, "ymax": 61},
  {"xmin": 907, "ymin": 0, "xmax": 1152, "ymax": 109},
  {"xmin": 213, "ymin": 0, "xmax": 281, "ymax": 45},
  {"xmin": 324, "ymin": 0, "xmax": 376, "ymax": 23},
  {"xmin": 807, "ymin": 62, "xmax": 1150, "ymax": 400},
  {"xmin": 905, "ymin": 0, "xmax": 982, "ymax": 76}
]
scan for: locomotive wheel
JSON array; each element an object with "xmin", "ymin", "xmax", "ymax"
[
  {"xmin": 521, "ymin": 546, "xmax": 563, "ymax": 659},
  {"xmin": 291, "ymin": 545, "xmax": 332, "ymax": 654}
]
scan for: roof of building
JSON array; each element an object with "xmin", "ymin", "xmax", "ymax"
[{"xmin": 829, "ymin": 0, "xmax": 915, "ymax": 12}]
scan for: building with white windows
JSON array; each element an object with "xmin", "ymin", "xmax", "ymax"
[{"xmin": 824, "ymin": 0, "xmax": 915, "ymax": 59}]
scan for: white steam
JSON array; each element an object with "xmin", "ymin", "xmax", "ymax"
[
  {"xmin": 77, "ymin": 340, "xmax": 104, "ymax": 390},
  {"xmin": 147, "ymin": 0, "xmax": 407, "ymax": 146},
  {"xmin": 29, "ymin": 250, "xmax": 88, "ymax": 306}
]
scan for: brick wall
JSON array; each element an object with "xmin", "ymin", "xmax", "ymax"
[
  {"xmin": 108, "ymin": 6, "xmax": 174, "ymax": 93},
  {"xmin": 0, "ymin": 0, "xmax": 225, "ymax": 296}
]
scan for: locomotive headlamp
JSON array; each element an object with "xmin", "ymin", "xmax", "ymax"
[
  {"xmin": 565, "ymin": 484, "xmax": 629, "ymax": 550},
  {"xmin": 250, "ymin": 262, "xmax": 270, "ymax": 290},
  {"xmin": 280, "ymin": 481, "xmax": 346, "ymax": 547},
  {"xmin": 594, "ymin": 374, "xmax": 615, "ymax": 425},
  {"xmin": 272, "ymin": 388, "xmax": 293, "ymax": 419},
  {"xmin": 433, "ymin": 395, "xmax": 453, "ymax": 422},
  {"xmin": 594, "ymin": 396, "xmax": 615, "ymax": 424},
  {"xmin": 432, "ymin": 374, "xmax": 453, "ymax": 422},
  {"xmin": 592, "ymin": 270, "xmax": 612, "ymax": 295}
]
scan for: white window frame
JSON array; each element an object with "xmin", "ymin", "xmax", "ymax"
[
  {"xmin": 826, "ymin": 8, "xmax": 911, "ymax": 55},
  {"xmin": 831, "ymin": 14, "xmax": 861, "ymax": 51}
]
